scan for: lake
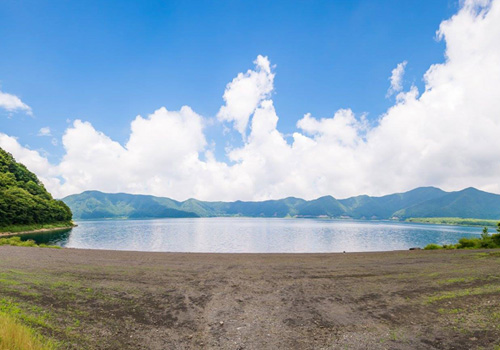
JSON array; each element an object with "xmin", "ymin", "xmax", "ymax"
[{"xmin": 20, "ymin": 217, "xmax": 483, "ymax": 253}]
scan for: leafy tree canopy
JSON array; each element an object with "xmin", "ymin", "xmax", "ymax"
[{"xmin": 0, "ymin": 148, "xmax": 72, "ymax": 227}]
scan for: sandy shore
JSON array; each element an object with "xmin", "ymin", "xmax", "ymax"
[{"xmin": 0, "ymin": 246, "xmax": 499, "ymax": 349}]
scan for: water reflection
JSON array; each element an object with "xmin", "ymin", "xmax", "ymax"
[
  {"xmin": 22, "ymin": 218, "xmax": 482, "ymax": 253},
  {"xmin": 19, "ymin": 229, "xmax": 72, "ymax": 245}
]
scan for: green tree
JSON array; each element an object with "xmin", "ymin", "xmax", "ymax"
[
  {"xmin": 0, "ymin": 147, "xmax": 73, "ymax": 228},
  {"xmin": 481, "ymin": 226, "xmax": 490, "ymax": 240}
]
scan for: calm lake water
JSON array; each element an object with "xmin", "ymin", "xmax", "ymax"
[{"xmin": 21, "ymin": 218, "xmax": 483, "ymax": 253}]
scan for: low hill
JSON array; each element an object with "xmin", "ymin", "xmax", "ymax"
[
  {"xmin": 0, "ymin": 148, "xmax": 73, "ymax": 231},
  {"xmin": 62, "ymin": 191, "xmax": 198, "ymax": 219},
  {"xmin": 62, "ymin": 186, "xmax": 500, "ymax": 221}
]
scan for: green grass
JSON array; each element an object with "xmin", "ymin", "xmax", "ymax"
[
  {"xmin": 0, "ymin": 222, "xmax": 73, "ymax": 234},
  {"xmin": 0, "ymin": 272, "xmax": 94, "ymax": 346},
  {"xmin": 0, "ymin": 312, "xmax": 56, "ymax": 350},
  {"xmin": 0, "ymin": 236, "xmax": 61, "ymax": 249},
  {"xmin": 407, "ymin": 217, "xmax": 499, "ymax": 227},
  {"xmin": 0, "ymin": 298, "xmax": 55, "ymax": 330},
  {"xmin": 425, "ymin": 284, "xmax": 500, "ymax": 304}
]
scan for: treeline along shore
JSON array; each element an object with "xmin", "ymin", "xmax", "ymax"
[{"xmin": 0, "ymin": 148, "xmax": 74, "ymax": 235}]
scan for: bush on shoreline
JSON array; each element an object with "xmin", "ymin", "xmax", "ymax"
[
  {"xmin": 0, "ymin": 236, "xmax": 60, "ymax": 249},
  {"xmin": 424, "ymin": 223, "xmax": 500, "ymax": 250}
]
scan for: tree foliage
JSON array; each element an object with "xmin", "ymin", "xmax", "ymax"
[{"xmin": 0, "ymin": 148, "xmax": 72, "ymax": 227}]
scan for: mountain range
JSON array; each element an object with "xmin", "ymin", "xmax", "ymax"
[{"xmin": 62, "ymin": 187, "xmax": 500, "ymax": 220}]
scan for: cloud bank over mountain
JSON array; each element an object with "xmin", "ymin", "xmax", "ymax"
[{"xmin": 1, "ymin": 0, "xmax": 500, "ymax": 201}]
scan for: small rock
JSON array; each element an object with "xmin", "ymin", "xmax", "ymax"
[
  {"xmin": 470, "ymin": 337, "xmax": 477, "ymax": 341},
  {"xmin": 220, "ymin": 321, "xmax": 224, "ymax": 326}
]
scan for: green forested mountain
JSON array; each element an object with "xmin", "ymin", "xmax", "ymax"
[
  {"xmin": 393, "ymin": 187, "xmax": 500, "ymax": 219},
  {"xmin": 0, "ymin": 148, "xmax": 72, "ymax": 228},
  {"xmin": 62, "ymin": 191, "xmax": 197, "ymax": 219},
  {"xmin": 62, "ymin": 186, "xmax": 500, "ymax": 221},
  {"xmin": 338, "ymin": 187, "xmax": 447, "ymax": 219},
  {"xmin": 296, "ymin": 196, "xmax": 347, "ymax": 217}
]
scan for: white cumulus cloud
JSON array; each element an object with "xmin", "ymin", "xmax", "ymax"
[
  {"xmin": 2, "ymin": 0, "xmax": 500, "ymax": 200},
  {"xmin": 387, "ymin": 60, "xmax": 408, "ymax": 97},
  {"xmin": 0, "ymin": 88, "xmax": 32, "ymax": 115},
  {"xmin": 38, "ymin": 127, "xmax": 52, "ymax": 136},
  {"xmin": 217, "ymin": 55, "xmax": 274, "ymax": 136}
]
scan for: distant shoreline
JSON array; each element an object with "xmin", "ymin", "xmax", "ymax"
[
  {"xmin": 70, "ymin": 215, "xmax": 495, "ymax": 228},
  {"xmin": 406, "ymin": 217, "xmax": 499, "ymax": 227}
]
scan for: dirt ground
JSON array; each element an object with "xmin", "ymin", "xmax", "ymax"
[{"xmin": 0, "ymin": 247, "xmax": 499, "ymax": 349}]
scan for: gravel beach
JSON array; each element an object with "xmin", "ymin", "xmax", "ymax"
[{"xmin": 0, "ymin": 246, "xmax": 499, "ymax": 349}]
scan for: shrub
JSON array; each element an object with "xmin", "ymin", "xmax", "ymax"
[
  {"xmin": 492, "ymin": 233, "xmax": 500, "ymax": 246},
  {"xmin": 457, "ymin": 237, "xmax": 480, "ymax": 249},
  {"xmin": 441, "ymin": 244, "xmax": 457, "ymax": 249},
  {"xmin": 424, "ymin": 243, "xmax": 443, "ymax": 250},
  {"xmin": 0, "ymin": 236, "xmax": 59, "ymax": 249},
  {"xmin": 425, "ymin": 223, "xmax": 500, "ymax": 250}
]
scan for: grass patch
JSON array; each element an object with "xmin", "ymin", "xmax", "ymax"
[
  {"xmin": 437, "ymin": 275, "xmax": 500, "ymax": 285},
  {"xmin": 0, "ymin": 298, "xmax": 54, "ymax": 330},
  {"xmin": 0, "ymin": 236, "xmax": 60, "ymax": 249},
  {"xmin": 0, "ymin": 312, "xmax": 56, "ymax": 350},
  {"xmin": 426, "ymin": 284, "xmax": 500, "ymax": 304},
  {"xmin": 438, "ymin": 308, "xmax": 463, "ymax": 314},
  {"xmin": 0, "ymin": 222, "xmax": 73, "ymax": 234},
  {"xmin": 438, "ymin": 277, "xmax": 470, "ymax": 284}
]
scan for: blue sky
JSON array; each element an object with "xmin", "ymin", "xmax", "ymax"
[
  {"xmin": 1, "ymin": 0, "xmax": 455, "ymax": 162},
  {"xmin": 2, "ymin": 0, "xmax": 499, "ymax": 201}
]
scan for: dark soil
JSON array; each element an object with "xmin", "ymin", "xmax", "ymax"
[{"xmin": 0, "ymin": 246, "xmax": 499, "ymax": 349}]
